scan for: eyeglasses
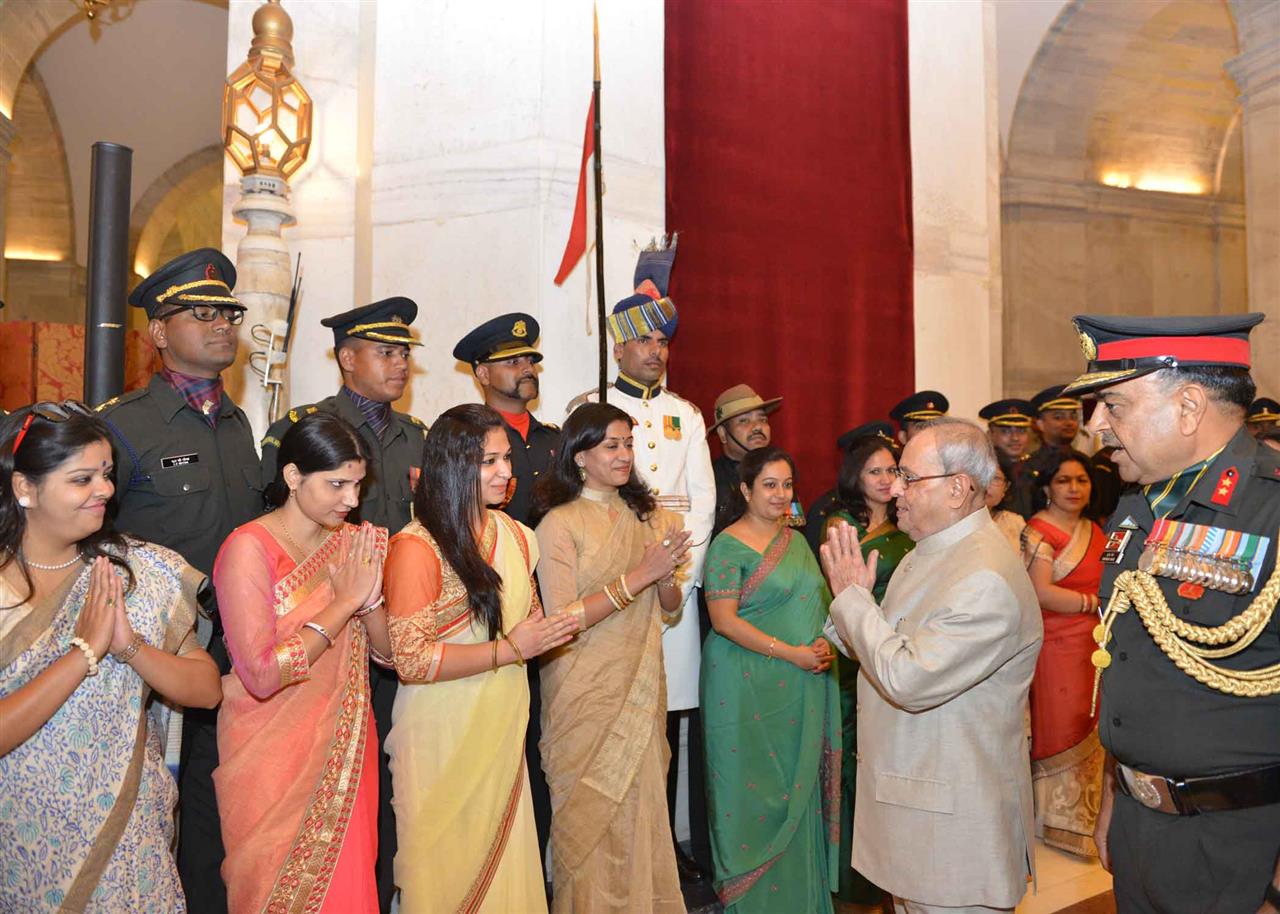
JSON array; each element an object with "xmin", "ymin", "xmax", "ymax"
[
  {"xmin": 890, "ymin": 466, "xmax": 964, "ymax": 488},
  {"xmin": 11, "ymin": 400, "xmax": 95, "ymax": 454},
  {"xmin": 156, "ymin": 304, "xmax": 245, "ymax": 326}
]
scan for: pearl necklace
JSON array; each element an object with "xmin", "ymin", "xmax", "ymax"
[{"xmin": 23, "ymin": 550, "xmax": 83, "ymax": 571}]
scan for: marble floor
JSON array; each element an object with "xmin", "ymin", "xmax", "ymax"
[{"xmin": 1016, "ymin": 839, "xmax": 1114, "ymax": 914}]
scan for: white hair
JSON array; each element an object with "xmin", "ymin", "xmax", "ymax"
[{"xmin": 920, "ymin": 417, "xmax": 997, "ymax": 490}]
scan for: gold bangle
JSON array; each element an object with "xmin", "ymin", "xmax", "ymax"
[
  {"xmin": 618, "ymin": 574, "xmax": 635, "ymax": 603},
  {"xmin": 111, "ymin": 631, "xmax": 145, "ymax": 664},
  {"xmin": 767, "ymin": 637, "xmax": 777, "ymax": 661},
  {"xmin": 603, "ymin": 583, "xmax": 623, "ymax": 612},
  {"xmin": 506, "ymin": 636, "xmax": 525, "ymax": 667}
]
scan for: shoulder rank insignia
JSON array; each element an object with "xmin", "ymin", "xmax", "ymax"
[
  {"xmin": 94, "ymin": 396, "xmax": 120, "ymax": 413},
  {"xmin": 287, "ymin": 406, "xmax": 319, "ymax": 423},
  {"xmin": 1211, "ymin": 466, "xmax": 1238, "ymax": 506}
]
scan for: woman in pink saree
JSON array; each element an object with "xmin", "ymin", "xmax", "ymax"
[{"xmin": 213, "ymin": 413, "xmax": 392, "ymax": 913}]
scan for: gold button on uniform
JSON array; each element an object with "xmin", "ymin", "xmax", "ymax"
[
  {"xmin": 650, "ymin": 464, "xmax": 658, "ymax": 472},
  {"xmin": 648, "ymin": 442, "xmax": 656, "ymax": 449},
  {"xmin": 645, "ymin": 421, "xmax": 652, "ymax": 428}
]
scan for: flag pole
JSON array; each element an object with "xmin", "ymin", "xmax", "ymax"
[{"xmin": 592, "ymin": 3, "xmax": 608, "ymax": 402}]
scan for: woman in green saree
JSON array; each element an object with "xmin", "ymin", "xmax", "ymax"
[
  {"xmin": 701, "ymin": 446, "xmax": 841, "ymax": 913},
  {"xmin": 821, "ymin": 434, "xmax": 914, "ymax": 908}
]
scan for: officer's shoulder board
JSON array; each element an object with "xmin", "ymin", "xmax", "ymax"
[
  {"xmin": 93, "ymin": 388, "xmax": 148, "ymax": 414},
  {"xmin": 400, "ymin": 412, "xmax": 429, "ymax": 437},
  {"xmin": 539, "ymin": 421, "xmax": 560, "ymax": 433},
  {"xmin": 662, "ymin": 388, "xmax": 702, "ymax": 417},
  {"xmin": 287, "ymin": 404, "xmax": 321, "ymax": 424}
]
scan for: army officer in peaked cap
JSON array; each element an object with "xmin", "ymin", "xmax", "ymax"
[
  {"xmin": 453, "ymin": 311, "xmax": 560, "ymax": 877},
  {"xmin": 1248, "ymin": 397, "xmax": 1280, "ymax": 439},
  {"xmin": 1068, "ymin": 313, "xmax": 1280, "ymax": 914},
  {"xmin": 453, "ymin": 312, "xmax": 559, "ymax": 527},
  {"xmin": 97, "ymin": 248, "xmax": 264, "ymax": 914},
  {"xmin": 261, "ymin": 296, "xmax": 427, "ymax": 912},
  {"xmin": 980, "ymin": 398, "xmax": 1039, "ymax": 519}
]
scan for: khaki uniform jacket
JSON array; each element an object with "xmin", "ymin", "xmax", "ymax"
[{"xmin": 825, "ymin": 508, "xmax": 1042, "ymax": 909}]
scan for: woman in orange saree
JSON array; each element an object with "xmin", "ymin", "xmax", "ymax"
[
  {"xmin": 383, "ymin": 404, "xmax": 578, "ymax": 914},
  {"xmin": 1021, "ymin": 449, "xmax": 1106, "ymax": 858},
  {"xmin": 213, "ymin": 413, "xmax": 392, "ymax": 914},
  {"xmin": 532, "ymin": 403, "xmax": 692, "ymax": 914}
]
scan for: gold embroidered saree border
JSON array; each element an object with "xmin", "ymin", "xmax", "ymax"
[
  {"xmin": 0, "ymin": 565, "xmax": 84, "ymax": 668},
  {"xmin": 263, "ymin": 625, "xmax": 370, "ymax": 914},
  {"xmin": 275, "ymin": 634, "xmax": 310, "ymax": 688},
  {"xmin": 740, "ymin": 528, "xmax": 792, "ymax": 603},
  {"xmin": 458, "ymin": 751, "xmax": 527, "ymax": 914},
  {"xmin": 272, "ymin": 528, "xmax": 344, "ymax": 617}
]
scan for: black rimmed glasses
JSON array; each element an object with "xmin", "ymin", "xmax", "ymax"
[{"xmin": 156, "ymin": 304, "xmax": 245, "ymax": 326}]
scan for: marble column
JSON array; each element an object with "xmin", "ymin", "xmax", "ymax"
[
  {"xmin": 0, "ymin": 112, "xmax": 17, "ymax": 298},
  {"xmin": 1227, "ymin": 0, "xmax": 1280, "ymax": 398},
  {"xmin": 908, "ymin": 0, "xmax": 1003, "ymax": 416},
  {"xmin": 229, "ymin": 172, "xmax": 297, "ymax": 438}
]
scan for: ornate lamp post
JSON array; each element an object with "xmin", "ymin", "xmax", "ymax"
[{"xmin": 222, "ymin": 0, "xmax": 310, "ymax": 437}]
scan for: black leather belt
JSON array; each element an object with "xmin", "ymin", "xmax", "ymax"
[{"xmin": 1115, "ymin": 760, "xmax": 1280, "ymax": 816}]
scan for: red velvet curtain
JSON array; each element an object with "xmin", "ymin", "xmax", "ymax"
[{"xmin": 664, "ymin": 0, "xmax": 914, "ymax": 503}]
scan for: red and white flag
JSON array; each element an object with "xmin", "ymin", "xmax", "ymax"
[{"xmin": 553, "ymin": 94, "xmax": 596, "ymax": 286}]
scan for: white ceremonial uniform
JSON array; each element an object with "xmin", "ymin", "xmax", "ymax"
[{"xmin": 567, "ymin": 378, "xmax": 716, "ymax": 710}]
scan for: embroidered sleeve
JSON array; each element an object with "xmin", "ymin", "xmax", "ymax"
[
  {"xmin": 274, "ymin": 634, "xmax": 310, "ymax": 686},
  {"xmin": 702, "ymin": 537, "xmax": 743, "ymax": 600},
  {"xmin": 384, "ymin": 533, "xmax": 446, "ymax": 683},
  {"xmin": 214, "ymin": 529, "xmax": 306, "ymax": 698},
  {"xmin": 1020, "ymin": 525, "xmax": 1050, "ymax": 569}
]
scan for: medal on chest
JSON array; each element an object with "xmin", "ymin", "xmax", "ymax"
[
  {"xmin": 1135, "ymin": 518, "xmax": 1270, "ymax": 595},
  {"xmin": 662, "ymin": 415, "xmax": 682, "ymax": 440}
]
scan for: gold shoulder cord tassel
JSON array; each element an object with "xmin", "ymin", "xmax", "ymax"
[{"xmin": 1091, "ymin": 529, "xmax": 1280, "ymax": 713}]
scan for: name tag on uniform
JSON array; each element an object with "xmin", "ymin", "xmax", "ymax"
[{"xmin": 161, "ymin": 453, "xmax": 199, "ymax": 468}]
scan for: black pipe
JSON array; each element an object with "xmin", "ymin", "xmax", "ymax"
[{"xmin": 84, "ymin": 141, "xmax": 132, "ymax": 406}]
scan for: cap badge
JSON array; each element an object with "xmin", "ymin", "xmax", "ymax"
[
  {"xmin": 1079, "ymin": 330, "xmax": 1097, "ymax": 361},
  {"xmin": 391, "ymin": 316, "xmax": 405, "ymax": 325},
  {"xmin": 513, "ymin": 320, "xmax": 527, "ymax": 338},
  {"xmin": 205, "ymin": 263, "xmax": 217, "ymax": 281},
  {"xmin": 926, "ymin": 401, "xmax": 935, "ymax": 410}
]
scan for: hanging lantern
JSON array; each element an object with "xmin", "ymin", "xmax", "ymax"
[{"xmin": 221, "ymin": 0, "xmax": 312, "ymax": 179}]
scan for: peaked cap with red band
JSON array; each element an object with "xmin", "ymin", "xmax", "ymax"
[{"xmin": 1064, "ymin": 312, "xmax": 1265, "ymax": 395}]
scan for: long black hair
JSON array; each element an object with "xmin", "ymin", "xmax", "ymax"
[
  {"xmin": 0, "ymin": 405, "xmax": 135, "ymax": 607},
  {"xmin": 413, "ymin": 404, "xmax": 507, "ymax": 641},
  {"xmin": 264, "ymin": 412, "xmax": 373, "ymax": 510},
  {"xmin": 532, "ymin": 402, "xmax": 655, "ymax": 524},
  {"xmin": 833, "ymin": 436, "xmax": 899, "ymax": 528},
  {"xmin": 723, "ymin": 445, "xmax": 796, "ymax": 526},
  {"xmin": 1032, "ymin": 448, "xmax": 1096, "ymax": 517}
]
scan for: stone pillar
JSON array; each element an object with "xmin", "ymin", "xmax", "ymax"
[
  {"xmin": 229, "ymin": 173, "xmax": 297, "ymax": 439},
  {"xmin": 1227, "ymin": 0, "xmax": 1280, "ymax": 397},
  {"xmin": 0, "ymin": 112, "xmax": 17, "ymax": 299},
  {"xmin": 908, "ymin": 0, "xmax": 1003, "ymax": 417}
]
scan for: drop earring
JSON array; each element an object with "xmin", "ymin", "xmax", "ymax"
[{"xmin": 576, "ymin": 463, "xmax": 586, "ymax": 482}]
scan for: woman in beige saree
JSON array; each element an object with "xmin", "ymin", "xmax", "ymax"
[
  {"xmin": 532, "ymin": 403, "xmax": 692, "ymax": 913},
  {"xmin": 383, "ymin": 405, "xmax": 577, "ymax": 914},
  {"xmin": 214, "ymin": 414, "xmax": 392, "ymax": 914},
  {"xmin": 0, "ymin": 404, "xmax": 220, "ymax": 912}
]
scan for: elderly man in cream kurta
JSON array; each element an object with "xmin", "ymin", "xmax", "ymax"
[{"xmin": 820, "ymin": 418, "xmax": 1043, "ymax": 914}]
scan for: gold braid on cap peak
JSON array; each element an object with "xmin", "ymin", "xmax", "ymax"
[{"xmin": 1090, "ymin": 540, "xmax": 1280, "ymax": 710}]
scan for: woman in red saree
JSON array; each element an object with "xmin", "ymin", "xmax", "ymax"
[
  {"xmin": 1021, "ymin": 448, "xmax": 1105, "ymax": 857},
  {"xmin": 213, "ymin": 413, "xmax": 392, "ymax": 913}
]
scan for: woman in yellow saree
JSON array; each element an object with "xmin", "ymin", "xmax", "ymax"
[
  {"xmin": 213, "ymin": 413, "xmax": 392, "ymax": 914},
  {"xmin": 0, "ymin": 404, "xmax": 221, "ymax": 912},
  {"xmin": 383, "ymin": 404, "xmax": 578, "ymax": 914},
  {"xmin": 532, "ymin": 403, "xmax": 693, "ymax": 913}
]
